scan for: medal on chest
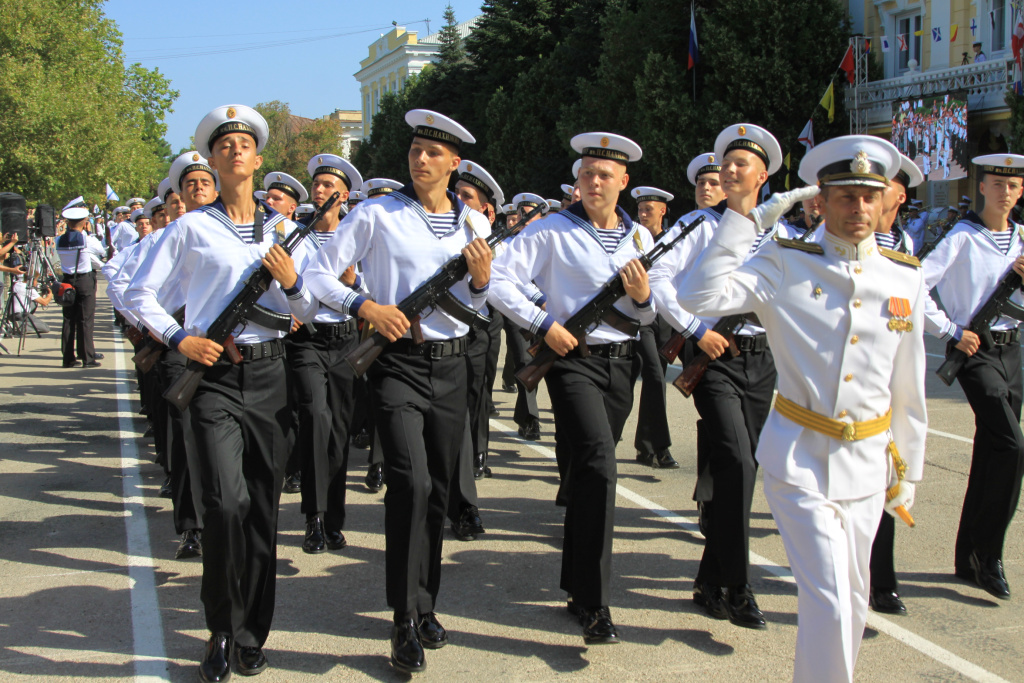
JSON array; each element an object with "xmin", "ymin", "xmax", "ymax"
[{"xmin": 887, "ymin": 297, "xmax": 913, "ymax": 333}]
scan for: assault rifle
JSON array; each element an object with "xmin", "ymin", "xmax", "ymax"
[
  {"xmin": 913, "ymin": 213, "xmax": 958, "ymax": 261},
  {"xmin": 131, "ymin": 307, "xmax": 184, "ymax": 373},
  {"xmin": 515, "ymin": 214, "xmax": 705, "ymax": 392},
  {"xmin": 344, "ymin": 203, "xmax": 546, "ymax": 376},
  {"xmin": 670, "ymin": 314, "xmax": 747, "ymax": 398},
  {"xmin": 163, "ymin": 192, "xmax": 340, "ymax": 410}
]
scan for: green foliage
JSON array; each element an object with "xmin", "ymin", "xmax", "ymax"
[
  {"xmin": 1007, "ymin": 89, "xmax": 1024, "ymax": 154},
  {"xmin": 437, "ymin": 5, "xmax": 466, "ymax": 69},
  {"xmin": 254, "ymin": 101, "xmax": 348, "ymax": 191},
  {"xmin": 0, "ymin": 0, "xmax": 178, "ymax": 207}
]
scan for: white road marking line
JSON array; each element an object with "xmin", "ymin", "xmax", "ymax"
[
  {"xmin": 489, "ymin": 418, "xmax": 1009, "ymax": 683},
  {"xmin": 114, "ymin": 339, "xmax": 169, "ymax": 682}
]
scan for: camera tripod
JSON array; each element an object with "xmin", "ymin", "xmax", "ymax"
[{"xmin": 0, "ymin": 237, "xmax": 60, "ymax": 355}]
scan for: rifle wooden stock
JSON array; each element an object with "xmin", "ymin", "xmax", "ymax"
[
  {"xmin": 659, "ymin": 331, "xmax": 685, "ymax": 363},
  {"xmin": 671, "ymin": 354, "xmax": 710, "ymax": 398},
  {"xmin": 345, "ymin": 333, "xmax": 391, "ymax": 377},
  {"xmin": 517, "ymin": 347, "xmax": 557, "ymax": 392},
  {"xmin": 164, "ymin": 362, "xmax": 205, "ymax": 412},
  {"xmin": 131, "ymin": 339, "xmax": 164, "ymax": 373}
]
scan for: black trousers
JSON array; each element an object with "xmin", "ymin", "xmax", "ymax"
[
  {"xmin": 146, "ymin": 356, "xmax": 169, "ymax": 471},
  {"xmin": 286, "ymin": 327, "xmax": 358, "ymax": 530},
  {"xmin": 369, "ymin": 345, "xmax": 467, "ymax": 620},
  {"xmin": 190, "ymin": 354, "xmax": 290, "ymax": 648},
  {"xmin": 953, "ymin": 339, "xmax": 1024, "ymax": 568},
  {"xmin": 60, "ymin": 271, "xmax": 96, "ymax": 365},
  {"xmin": 546, "ymin": 352, "xmax": 634, "ymax": 607},
  {"xmin": 632, "ymin": 317, "xmax": 672, "ymax": 455},
  {"xmin": 159, "ymin": 349, "xmax": 201, "ymax": 534},
  {"xmin": 688, "ymin": 340, "xmax": 776, "ymax": 587},
  {"xmin": 503, "ymin": 317, "xmax": 539, "ymax": 427},
  {"xmin": 870, "ymin": 513, "xmax": 897, "ymax": 589},
  {"xmin": 482, "ymin": 310, "xmax": 503, "ymax": 417}
]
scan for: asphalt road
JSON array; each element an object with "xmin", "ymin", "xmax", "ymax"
[{"xmin": 0, "ymin": 288, "xmax": 1021, "ymax": 682}]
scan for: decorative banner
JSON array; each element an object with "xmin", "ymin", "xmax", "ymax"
[
  {"xmin": 798, "ymin": 119, "xmax": 815, "ymax": 152},
  {"xmin": 951, "ymin": 24, "xmax": 959, "ymax": 41},
  {"xmin": 932, "ymin": 27, "xmax": 942, "ymax": 42},
  {"xmin": 819, "ymin": 83, "xmax": 835, "ymax": 123},
  {"xmin": 687, "ymin": 2, "xmax": 699, "ymax": 70},
  {"xmin": 914, "ymin": 28, "xmax": 926, "ymax": 37},
  {"xmin": 840, "ymin": 45, "xmax": 855, "ymax": 84},
  {"xmin": 881, "ymin": 35, "xmax": 891, "ymax": 51},
  {"xmin": 105, "ymin": 183, "xmax": 119, "ymax": 202},
  {"xmin": 898, "ymin": 34, "xmax": 909, "ymax": 51},
  {"xmin": 971, "ymin": 17, "xmax": 978, "ymax": 36},
  {"xmin": 783, "ymin": 152, "xmax": 791, "ymax": 191}
]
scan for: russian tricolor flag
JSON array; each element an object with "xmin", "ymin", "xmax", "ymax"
[{"xmin": 688, "ymin": 3, "xmax": 699, "ymax": 70}]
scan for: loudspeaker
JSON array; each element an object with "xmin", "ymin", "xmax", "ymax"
[
  {"xmin": 0, "ymin": 192, "xmax": 28, "ymax": 241},
  {"xmin": 35, "ymin": 204, "xmax": 55, "ymax": 238}
]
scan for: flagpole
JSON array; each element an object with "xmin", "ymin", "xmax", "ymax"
[{"xmin": 691, "ymin": 1, "xmax": 697, "ymax": 102}]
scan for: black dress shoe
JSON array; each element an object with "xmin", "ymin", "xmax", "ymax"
[
  {"xmin": 635, "ymin": 451, "xmax": 655, "ymax": 467},
  {"xmin": 144, "ymin": 425, "xmax": 155, "ymax": 438},
  {"xmin": 968, "ymin": 550, "xmax": 1011, "ymax": 600},
  {"xmin": 501, "ymin": 382, "xmax": 518, "ymax": 393},
  {"xmin": 693, "ymin": 581, "xmax": 728, "ymax": 620},
  {"xmin": 282, "ymin": 471, "xmax": 302, "ymax": 494},
  {"xmin": 63, "ymin": 360, "xmax": 82, "ymax": 368},
  {"xmin": 351, "ymin": 430, "xmax": 371, "ymax": 449},
  {"xmin": 472, "ymin": 452, "xmax": 492, "ymax": 479},
  {"xmin": 869, "ymin": 587, "xmax": 906, "ymax": 615},
  {"xmin": 199, "ymin": 632, "xmax": 232, "ymax": 682},
  {"xmin": 364, "ymin": 463, "xmax": 384, "ymax": 492},
  {"xmin": 93, "ymin": 353, "xmax": 105, "ymax": 360},
  {"xmin": 654, "ymin": 449, "xmax": 680, "ymax": 469},
  {"xmin": 489, "ymin": 405, "xmax": 499, "ymax": 417},
  {"xmin": 579, "ymin": 606, "xmax": 620, "ymax": 645},
  {"xmin": 724, "ymin": 585, "xmax": 766, "ymax": 629},
  {"xmin": 566, "ymin": 596, "xmax": 583, "ymax": 619},
  {"xmin": 302, "ymin": 516, "xmax": 327, "ymax": 554},
  {"xmin": 451, "ymin": 506, "xmax": 484, "ymax": 541},
  {"xmin": 518, "ymin": 418, "xmax": 540, "ymax": 441},
  {"xmin": 176, "ymin": 529, "xmax": 202, "ymax": 559},
  {"xmin": 236, "ymin": 645, "xmax": 267, "ymax": 676},
  {"xmin": 83, "ymin": 360, "xmax": 102, "ymax": 368},
  {"xmin": 390, "ymin": 619, "xmax": 426, "ymax": 673},
  {"xmin": 416, "ymin": 612, "xmax": 448, "ymax": 649},
  {"xmin": 159, "ymin": 477, "xmax": 173, "ymax": 498},
  {"xmin": 325, "ymin": 528, "xmax": 347, "ymax": 550}
]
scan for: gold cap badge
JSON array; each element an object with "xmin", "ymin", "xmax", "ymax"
[
  {"xmin": 276, "ymin": 174, "xmax": 282, "ymax": 181},
  {"xmin": 318, "ymin": 156, "xmax": 323, "ymax": 164},
  {"xmin": 467, "ymin": 163, "xmax": 473, "ymax": 172},
  {"xmin": 708, "ymin": 154, "xmax": 715, "ymax": 163},
  {"xmin": 1007, "ymin": 157, "xmax": 1014, "ymax": 166},
  {"xmin": 226, "ymin": 107, "xmax": 236, "ymax": 119},
  {"xmin": 600, "ymin": 136, "xmax": 609, "ymax": 148},
  {"xmin": 191, "ymin": 153, "xmax": 199, "ymax": 162},
  {"xmin": 851, "ymin": 150, "xmax": 870, "ymax": 174},
  {"xmin": 425, "ymin": 114, "xmax": 435, "ymax": 125},
  {"xmin": 738, "ymin": 126, "xmax": 746, "ymax": 136}
]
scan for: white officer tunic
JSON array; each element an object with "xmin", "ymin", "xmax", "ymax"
[
  {"xmin": 109, "ymin": 220, "xmax": 138, "ymax": 253},
  {"xmin": 679, "ymin": 209, "xmax": 927, "ymax": 683}
]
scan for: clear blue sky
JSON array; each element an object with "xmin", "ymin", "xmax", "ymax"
[{"xmin": 103, "ymin": 0, "xmax": 485, "ymax": 153}]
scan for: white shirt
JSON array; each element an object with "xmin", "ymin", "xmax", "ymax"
[
  {"xmin": 124, "ymin": 201, "xmax": 317, "ymax": 347},
  {"xmin": 304, "ymin": 228, "xmax": 365, "ymax": 324},
  {"xmin": 488, "ymin": 203, "xmax": 656, "ymax": 343},
  {"xmin": 55, "ymin": 230, "xmax": 105, "ymax": 275},
  {"xmin": 303, "ymin": 186, "xmax": 491, "ymax": 341},
  {"xmin": 107, "ymin": 231, "xmax": 163, "ymax": 328},
  {"xmin": 110, "ymin": 221, "xmax": 138, "ymax": 253},
  {"xmin": 12, "ymin": 281, "xmax": 38, "ymax": 315},
  {"xmin": 679, "ymin": 210, "xmax": 927, "ymax": 500}
]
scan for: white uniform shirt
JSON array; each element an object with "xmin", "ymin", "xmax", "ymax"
[
  {"xmin": 303, "ymin": 186, "xmax": 491, "ymax": 341},
  {"xmin": 124, "ymin": 200, "xmax": 317, "ymax": 347},
  {"xmin": 110, "ymin": 221, "xmax": 138, "ymax": 253},
  {"xmin": 107, "ymin": 231, "xmax": 165, "ymax": 328},
  {"xmin": 679, "ymin": 209, "xmax": 927, "ymax": 500},
  {"xmin": 488, "ymin": 203, "xmax": 656, "ymax": 343},
  {"xmin": 922, "ymin": 214, "xmax": 1024, "ymax": 341},
  {"xmin": 55, "ymin": 230, "xmax": 105, "ymax": 275},
  {"xmin": 304, "ymin": 228, "xmax": 364, "ymax": 324}
]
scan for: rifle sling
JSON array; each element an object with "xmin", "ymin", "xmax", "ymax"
[{"xmin": 246, "ymin": 304, "xmax": 293, "ymax": 332}]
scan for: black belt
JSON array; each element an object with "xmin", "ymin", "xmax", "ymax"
[
  {"xmin": 990, "ymin": 328, "xmax": 1021, "ymax": 346},
  {"xmin": 387, "ymin": 336, "xmax": 468, "ymax": 359},
  {"xmin": 311, "ymin": 319, "xmax": 357, "ymax": 338},
  {"xmin": 572, "ymin": 340, "xmax": 635, "ymax": 359},
  {"xmin": 65, "ymin": 271, "xmax": 95, "ymax": 278},
  {"xmin": 233, "ymin": 338, "xmax": 286, "ymax": 362},
  {"xmin": 734, "ymin": 333, "xmax": 769, "ymax": 353}
]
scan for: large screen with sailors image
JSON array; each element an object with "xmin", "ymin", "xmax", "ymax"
[{"xmin": 891, "ymin": 93, "xmax": 968, "ymax": 182}]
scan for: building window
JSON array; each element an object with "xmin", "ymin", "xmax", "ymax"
[
  {"xmin": 993, "ymin": 0, "xmax": 1008, "ymax": 52},
  {"xmin": 897, "ymin": 13, "xmax": 923, "ymax": 73}
]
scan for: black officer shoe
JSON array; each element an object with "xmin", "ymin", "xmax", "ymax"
[
  {"xmin": 724, "ymin": 585, "xmax": 766, "ymax": 629},
  {"xmin": 693, "ymin": 581, "xmax": 728, "ymax": 620},
  {"xmin": 364, "ymin": 463, "xmax": 384, "ymax": 492},
  {"xmin": 282, "ymin": 471, "xmax": 302, "ymax": 494},
  {"xmin": 416, "ymin": 612, "xmax": 448, "ymax": 649},
  {"xmin": 579, "ymin": 606, "xmax": 620, "ymax": 645},
  {"xmin": 199, "ymin": 632, "xmax": 232, "ymax": 682},
  {"xmin": 654, "ymin": 449, "xmax": 680, "ymax": 469},
  {"xmin": 635, "ymin": 451, "xmax": 655, "ymax": 467},
  {"xmin": 325, "ymin": 528, "xmax": 347, "ymax": 551},
  {"xmin": 63, "ymin": 360, "xmax": 82, "ymax": 368},
  {"xmin": 351, "ymin": 429, "xmax": 371, "ymax": 449},
  {"xmin": 159, "ymin": 477, "xmax": 173, "ymax": 498},
  {"xmin": 390, "ymin": 618, "xmax": 426, "ymax": 673},
  {"xmin": 518, "ymin": 418, "xmax": 541, "ymax": 441},
  {"xmin": 472, "ymin": 452, "xmax": 492, "ymax": 479},
  {"xmin": 235, "ymin": 645, "xmax": 267, "ymax": 676},
  {"xmin": 968, "ymin": 550, "xmax": 1011, "ymax": 600},
  {"xmin": 501, "ymin": 382, "xmax": 518, "ymax": 393},
  {"xmin": 94, "ymin": 353, "xmax": 105, "ymax": 360},
  {"xmin": 83, "ymin": 360, "xmax": 102, "ymax": 368},
  {"xmin": 176, "ymin": 529, "xmax": 202, "ymax": 559},
  {"xmin": 869, "ymin": 587, "xmax": 906, "ymax": 614},
  {"xmin": 451, "ymin": 506, "xmax": 484, "ymax": 541},
  {"xmin": 302, "ymin": 516, "xmax": 327, "ymax": 554}
]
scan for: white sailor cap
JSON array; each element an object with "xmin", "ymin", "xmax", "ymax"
[
  {"xmin": 62, "ymin": 196, "xmax": 86, "ymax": 212},
  {"xmin": 572, "ymin": 159, "xmax": 582, "ymax": 179},
  {"xmin": 114, "ymin": 205, "xmax": 130, "ymax": 214},
  {"xmin": 893, "ymin": 153, "xmax": 924, "ymax": 189},
  {"xmin": 194, "ymin": 104, "xmax": 269, "ymax": 158},
  {"xmin": 157, "ymin": 177, "xmax": 173, "ymax": 201},
  {"xmin": 501, "ymin": 203, "xmax": 515, "ymax": 214},
  {"xmin": 910, "ymin": 198, "xmax": 923, "ymax": 206},
  {"xmin": 294, "ymin": 203, "xmax": 316, "ymax": 218},
  {"xmin": 715, "ymin": 124, "xmax": 783, "ymax": 175},
  {"xmin": 143, "ymin": 196, "xmax": 164, "ymax": 218},
  {"xmin": 169, "ymin": 151, "xmax": 218, "ymax": 194},
  {"xmin": 546, "ymin": 199, "xmax": 561, "ymax": 211},
  {"xmin": 631, "ymin": 186, "xmax": 675, "ymax": 203},
  {"xmin": 405, "ymin": 109, "xmax": 476, "ymax": 149},
  {"xmin": 363, "ymin": 178, "xmax": 403, "ymax": 198},
  {"xmin": 62, "ymin": 206, "xmax": 89, "ymax": 221},
  {"xmin": 961, "ymin": 195, "xmax": 972, "ymax": 203},
  {"xmin": 457, "ymin": 160, "xmax": 505, "ymax": 206},
  {"xmin": 128, "ymin": 197, "xmax": 146, "ymax": 207},
  {"xmin": 958, "ymin": 200, "xmax": 969, "ymax": 208},
  {"xmin": 263, "ymin": 171, "xmax": 309, "ymax": 203},
  {"xmin": 130, "ymin": 208, "xmax": 146, "ymax": 222},
  {"xmin": 347, "ymin": 190, "xmax": 366, "ymax": 204},
  {"xmin": 513, "ymin": 192, "xmax": 548, "ymax": 214},
  {"xmin": 570, "ymin": 132, "xmax": 642, "ymax": 164},
  {"xmin": 560, "ymin": 184, "xmax": 575, "ymax": 200},
  {"xmin": 254, "ymin": 190, "xmax": 267, "ymax": 201},
  {"xmin": 686, "ymin": 152, "xmax": 721, "ymax": 186},
  {"xmin": 798, "ymin": 135, "xmax": 900, "ymax": 189},
  {"xmin": 307, "ymin": 153, "xmax": 363, "ymax": 192},
  {"xmin": 973, "ymin": 153, "xmax": 1024, "ymax": 177}
]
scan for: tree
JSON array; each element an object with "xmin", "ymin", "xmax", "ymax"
[
  {"xmin": 124, "ymin": 63, "xmax": 179, "ymax": 166},
  {"xmin": 254, "ymin": 101, "xmax": 349, "ymax": 191},
  {"xmin": 437, "ymin": 5, "xmax": 466, "ymax": 70}
]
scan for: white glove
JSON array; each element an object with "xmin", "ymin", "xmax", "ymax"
[
  {"xmin": 749, "ymin": 186, "xmax": 820, "ymax": 232},
  {"xmin": 884, "ymin": 481, "xmax": 915, "ymax": 517}
]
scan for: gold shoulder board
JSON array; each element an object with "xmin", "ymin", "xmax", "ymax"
[
  {"xmin": 776, "ymin": 237, "xmax": 824, "ymax": 254},
  {"xmin": 878, "ymin": 247, "xmax": 921, "ymax": 268}
]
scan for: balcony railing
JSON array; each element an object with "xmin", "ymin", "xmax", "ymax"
[{"xmin": 846, "ymin": 58, "xmax": 1013, "ymax": 112}]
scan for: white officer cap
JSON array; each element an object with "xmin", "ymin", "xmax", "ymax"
[
  {"xmin": 501, "ymin": 203, "xmax": 515, "ymax": 214},
  {"xmin": 686, "ymin": 152, "xmax": 721, "ymax": 186},
  {"xmin": 715, "ymin": 124, "xmax": 783, "ymax": 175},
  {"xmin": 130, "ymin": 208, "xmax": 146, "ymax": 222},
  {"xmin": 798, "ymin": 135, "xmax": 900, "ymax": 189},
  {"xmin": 961, "ymin": 195, "xmax": 972, "ymax": 203},
  {"xmin": 62, "ymin": 196, "xmax": 86, "ymax": 212},
  {"xmin": 457, "ymin": 160, "xmax": 505, "ymax": 206},
  {"xmin": 294, "ymin": 203, "xmax": 316, "ymax": 218},
  {"xmin": 169, "ymin": 151, "xmax": 218, "ymax": 194},
  {"xmin": 363, "ymin": 178, "xmax": 403, "ymax": 198},
  {"xmin": 630, "ymin": 186, "xmax": 675, "ymax": 203},
  {"xmin": 893, "ymin": 153, "xmax": 924, "ymax": 189},
  {"xmin": 560, "ymin": 184, "xmax": 575, "ymax": 201},
  {"xmin": 143, "ymin": 196, "xmax": 164, "ymax": 218},
  {"xmin": 127, "ymin": 197, "xmax": 146, "ymax": 207},
  {"xmin": 347, "ymin": 190, "xmax": 366, "ymax": 204},
  {"xmin": 263, "ymin": 171, "xmax": 309, "ymax": 203},
  {"xmin": 570, "ymin": 132, "xmax": 642, "ymax": 164},
  {"xmin": 973, "ymin": 153, "xmax": 1024, "ymax": 177},
  {"xmin": 910, "ymin": 199, "xmax": 923, "ymax": 207},
  {"xmin": 572, "ymin": 159, "xmax": 582, "ymax": 179},
  {"xmin": 513, "ymin": 192, "xmax": 548, "ymax": 214},
  {"xmin": 114, "ymin": 205, "xmax": 130, "ymax": 214},
  {"xmin": 254, "ymin": 190, "xmax": 268, "ymax": 201},
  {"xmin": 405, "ymin": 109, "xmax": 476, "ymax": 148},
  {"xmin": 546, "ymin": 199, "xmax": 561, "ymax": 211},
  {"xmin": 157, "ymin": 177, "xmax": 173, "ymax": 201},
  {"xmin": 62, "ymin": 206, "xmax": 89, "ymax": 220},
  {"xmin": 194, "ymin": 104, "xmax": 269, "ymax": 158},
  {"xmin": 307, "ymin": 153, "xmax": 363, "ymax": 192}
]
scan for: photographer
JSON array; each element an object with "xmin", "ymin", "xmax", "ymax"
[
  {"xmin": 55, "ymin": 206, "xmax": 105, "ymax": 368},
  {"xmin": 10, "ymin": 272, "xmax": 52, "ymax": 334},
  {"xmin": 1, "ymin": 234, "xmax": 27, "ymax": 304}
]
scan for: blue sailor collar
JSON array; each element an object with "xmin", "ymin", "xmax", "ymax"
[
  {"xmin": 57, "ymin": 230, "xmax": 86, "ymax": 249},
  {"xmin": 961, "ymin": 210, "xmax": 1023, "ymax": 254},
  {"xmin": 391, "ymin": 183, "xmax": 474, "ymax": 239},
  {"xmin": 200, "ymin": 196, "xmax": 286, "ymax": 244},
  {"xmin": 562, "ymin": 201, "xmax": 640, "ymax": 253},
  {"xmin": 704, "ymin": 199, "xmax": 727, "ymax": 222}
]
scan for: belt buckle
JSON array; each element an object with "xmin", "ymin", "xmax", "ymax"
[
  {"xmin": 428, "ymin": 342, "xmax": 444, "ymax": 360},
  {"xmin": 842, "ymin": 422, "xmax": 856, "ymax": 441}
]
